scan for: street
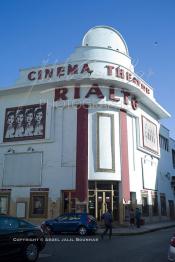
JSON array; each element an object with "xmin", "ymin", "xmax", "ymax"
[{"xmin": 38, "ymin": 227, "xmax": 174, "ymax": 262}]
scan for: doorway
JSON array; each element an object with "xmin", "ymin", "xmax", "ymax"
[
  {"xmin": 62, "ymin": 191, "xmax": 76, "ymax": 213},
  {"xmin": 169, "ymin": 200, "xmax": 175, "ymax": 219},
  {"xmin": 88, "ymin": 181, "xmax": 119, "ymax": 221},
  {"xmin": 97, "ymin": 191, "xmax": 112, "ymax": 220}
]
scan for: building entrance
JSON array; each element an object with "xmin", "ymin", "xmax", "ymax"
[
  {"xmin": 88, "ymin": 181, "xmax": 119, "ymax": 221},
  {"xmin": 62, "ymin": 190, "xmax": 76, "ymax": 213}
]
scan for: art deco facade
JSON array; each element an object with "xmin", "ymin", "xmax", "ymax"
[{"xmin": 0, "ymin": 26, "xmax": 175, "ymax": 224}]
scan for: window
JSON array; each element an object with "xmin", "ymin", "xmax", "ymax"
[
  {"xmin": 16, "ymin": 202, "xmax": 26, "ymax": 218},
  {"xmin": 97, "ymin": 113, "xmax": 115, "ymax": 172},
  {"xmin": 142, "ymin": 195, "xmax": 149, "ymax": 216},
  {"xmin": 68, "ymin": 215, "xmax": 80, "ymax": 221},
  {"xmin": 130, "ymin": 192, "xmax": 137, "ymax": 204},
  {"xmin": 152, "ymin": 193, "xmax": 158, "ymax": 216},
  {"xmin": 172, "ymin": 150, "xmax": 175, "ymax": 169},
  {"xmin": 59, "ymin": 215, "xmax": 69, "ymax": 221},
  {"xmin": 160, "ymin": 194, "xmax": 167, "ymax": 216},
  {"xmin": 159, "ymin": 135, "xmax": 169, "ymax": 151},
  {"xmin": 0, "ymin": 194, "xmax": 10, "ymax": 214},
  {"xmin": 19, "ymin": 220, "xmax": 33, "ymax": 228},
  {"xmin": 0, "ymin": 217, "xmax": 18, "ymax": 230},
  {"xmin": 29, "ymin": 192, "xmax": 48, "ymax": 218}
]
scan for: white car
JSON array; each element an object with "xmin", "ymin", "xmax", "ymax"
[{"xmin": 168, "ymin": 235, "xmax": 175, "ymax": 261}]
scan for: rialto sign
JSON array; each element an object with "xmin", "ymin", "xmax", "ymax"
[
  {"xmin": 54, "ymin": 84, "xmax": 138, "ymax": 110},
  {"xmin": 27, "ymin": 63, "xmax": 151, "ymax": 96}
]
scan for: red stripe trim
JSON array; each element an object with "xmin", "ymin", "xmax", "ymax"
[
  {"xmin": 120, "ymin": 110, "xmax": 130, "ymax": 202},
  {"xmin": 76, "ymin": 105, "xmax": 88, "ymax": 202}
]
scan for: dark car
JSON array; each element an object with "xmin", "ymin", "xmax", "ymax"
[
  {"xmin": 0, "ymin": 215, "xmax": 45, "ymax": 262},
  {"xmin": 42, "ymin": 213, "xmax": 97, "ymax": 236},
  {"xmin": 168, "ymin": 233, "xmax": 175, "ymax": 261}
]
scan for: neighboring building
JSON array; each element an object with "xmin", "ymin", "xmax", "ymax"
[{"xmin": 0, "ymin": 26, "xmax": 175, "ymax": 224}]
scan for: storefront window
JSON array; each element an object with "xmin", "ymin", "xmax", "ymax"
[{"xmin": 29, "ymin": 192, "xmax": 48, "ymax": 218}]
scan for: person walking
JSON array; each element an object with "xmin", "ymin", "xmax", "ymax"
[
  {"xmin": 135, "ymin": 207, "xmax": 141, "ymax": 228},
  {"xmin": 101, "ymin": 208, "xmax": 113, "ymax": 239},
  {"xmin": 129, "ymin": 208, "xmax": 135, "ymax": 229}
]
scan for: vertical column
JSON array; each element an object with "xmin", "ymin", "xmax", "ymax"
[
  {"xmin": 76, "ymin": 105, "xmax": 88, "ymax": 202},
  {"xmin": 120, "ymin": 109, "xmax": 130, "ymax": 203}
]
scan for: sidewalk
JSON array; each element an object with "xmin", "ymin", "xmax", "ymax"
[{"xmin": 97, "ymin": 221, "xmax": 175, "ymax": 236}]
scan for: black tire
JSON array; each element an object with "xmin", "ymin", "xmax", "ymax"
[
  {"xmin": 23, "ymin": 243, "xmax": 39, "ymax": 262},
  {"xmin": 78, "ymin": 226, "xmax": 87, "ymax": 236}
]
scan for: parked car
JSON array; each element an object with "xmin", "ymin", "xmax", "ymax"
[
  {"xmin": 42, "ymin": 213, "xmax": 97, "ymax": 236},
  {"xmin": 0, "ymin": 215, "xmax": 45, "ymax": 261},
  {"xmin": 168, "ymin": 234, "xmax": 175, "ymax": 261}
]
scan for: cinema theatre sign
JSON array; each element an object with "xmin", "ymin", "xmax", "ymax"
[
  {"xmin": 27, "ymin": 63, "xmax": 151, "ymax": 96},
  {"xmin": 54, "ymin": 84, "xmax": 138, "ymax": 110}
]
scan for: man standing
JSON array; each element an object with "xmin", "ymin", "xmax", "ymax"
[
  {"xmin": 101, "ymin": 208, "xmax": 113, "ymax": 239},
  {"xmin": 135, "ymin": 207, "xmax": 141, "ymax": 228}
]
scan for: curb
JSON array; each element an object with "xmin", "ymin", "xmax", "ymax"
[{"xmin": 97, "ymin": 224, "xmax": 175, "ymax": 236}]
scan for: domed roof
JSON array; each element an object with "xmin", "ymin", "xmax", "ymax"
[{"xmin": 82, "ymin": 26, "xmax": 129, "ymax": 55}]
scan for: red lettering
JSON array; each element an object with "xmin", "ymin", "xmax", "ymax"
[
  {"xmin": 68, "ymin": 64, "xmax": 78, "ymax": 75},
  {"xmin": 55, "ymin": 88, "xmax": 68, "ymax": 101},
  {"xmin": 28, "ymin": 71, "xmax": 36, "ymax": 80},
  {"xmin": 85, "ymin": 84, "xmax": 104, "ymax": 99},
  {"xmin": 106, "ymin": 65, "xmax": 114, "ymax": 76},
  {"xmin": 132, "ymin": 77, "xmax": 140, "ymax": 86},
  {"xmin": 74, "ymin": 85, "xmax": 80, "ymax": 99},
  {"xmin": 146, "ymin": 88, "xmax": 150, "ymax": 94},
  {"xmin": 38, "ymin": 70, "xmax": 42, "ymax": 80},
  {"xmin": 115, "ymin": 67, "xmax": 125, "ymax": 79},
  {"xmin": 81, "ymin": 63, "xmax": 92, "ymax": 74},
  {"xmin": 57, "ymin": 67, "xmax": 65, "ymax": 77},
  {"xmin": 109, "ymin": 87, "xmax": 120, "ymax": 102},
  {"xmin": 131, "ymin": 97, "xmax": 138, "ymax": 110},
  {"xmin": 45, "ymin": 68, "xmax": 53, "ymax": 79},
  {"xmin": 126, "ymin": 72, "xmax": 132, "ymax": 82},
  {"xmin": 122, "ymin": 91, "xmax": 130, "ymax": 105}
]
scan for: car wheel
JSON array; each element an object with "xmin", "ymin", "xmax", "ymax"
[
  {"xmin": 23, "ymin": 243, "xmax": 39, "ymax": 262},
  {"xmin": 78, "ymin": 226, "xmax": 87, "ymax": 236}
]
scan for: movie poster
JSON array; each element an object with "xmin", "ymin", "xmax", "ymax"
[
  {"xmin": 142, "ymin": 116, "xmax": 158, "ymax": 153},
  {"xmin": 3, "ymin": 104, "xmax": 46, "ymax": 142}
]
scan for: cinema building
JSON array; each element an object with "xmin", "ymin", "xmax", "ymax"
[{"xmin": 0, "ymin": 26, "xmax": 175, "ymax": 224}]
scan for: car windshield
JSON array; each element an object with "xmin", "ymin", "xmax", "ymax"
[
  {"xmin": 58, "ymin": 215, "xmax": 69, "ymax": 221},
  {"xmin": 0, "ymin": 217, "xmax": 19, "ymax": 230},
  {"xmin": 19, "ymin": 219, "xmax": 35, "ymax": 228}
]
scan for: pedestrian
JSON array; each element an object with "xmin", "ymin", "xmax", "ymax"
[
  {"xmin": 129, "ymin": 208, "xmax": 135, "ymax": 229},
  {"xmin": 101, "ymin": 208, "xmax": 113, "ymax": 239},
  {"xmin": 135, "ymin": 207, "xmax": 141, "ymax": 228}
]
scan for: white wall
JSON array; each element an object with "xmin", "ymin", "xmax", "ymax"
[
  {"xmin": 0, "ymin": 88, "xmax": 77, "ymax": 202},
  {"xmin": 88, "ymin": 107, "xmax": 121, "ymax": 181}
]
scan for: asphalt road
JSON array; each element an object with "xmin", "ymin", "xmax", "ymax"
[{"xmin": 38, "ymin": 227, "xmax": 175, "ymax": 262}]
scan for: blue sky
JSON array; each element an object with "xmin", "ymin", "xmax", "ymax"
[{"xmin": 0, "ymin": 0, "xmax": 175, "ymax": 137}]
